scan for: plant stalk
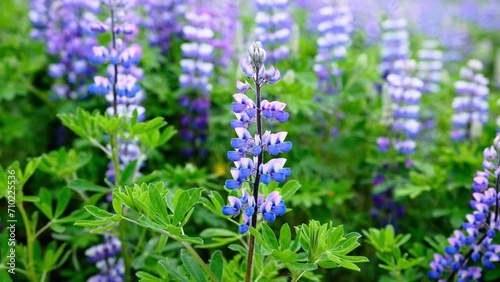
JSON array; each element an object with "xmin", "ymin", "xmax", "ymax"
[{"xmin": 246, "ymin": 65, "xmax": 263, "ymax": 282}]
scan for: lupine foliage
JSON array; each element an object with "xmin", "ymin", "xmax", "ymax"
[{"xmin": 1, "ymin": 0, "xmax": 500, "ymax": 281}]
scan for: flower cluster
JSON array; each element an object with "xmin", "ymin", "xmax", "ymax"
[
  {"xmin": 31, "ymin": 0, "xmax": 100, "ymax": 100},
  {"xmin": 29, "ymin": 0, "xmax": 51, "ymax": 40},
  {"xmin": 451, "ymin": 59, "xmax": 489, "ymax": 142},
  {"xmin": 85, "ymin": 236, "xmax": 124, "ymax": 282},
  {"xmin": 429, "ymin": 139, "xmax": 500, "ymax": 281},
  {"xmin": 379, "ymin": 18, "xmax": 409, "ymax": 79},
  {"xmin": 222, "ymin": 189, "xmax": 286, "ymax": 234},
  {"xmin": 140, "ymin": 0, "xmax": 184, "ymax": 54},
  {"xmin": 222, "ymin": 42, "xmax": 291, "ymax": 234},
  {"xmin": 417, "ymin": 40, "xmax": 443, "ymax": 94},
  {"xmin": 441, "ymin": 25, "xmax": 469, "ymax": 64},
  {"xmin": 178, "ymin": 8, "xmax": 215, "ymax": 158},
  {"xmin": 314, "ymin": 4, "xmax": 353, "ymax": 95},
  {"xmin": 212, "ymin": 1, "xmax": 241, "ymax": 69},
  {"xmin": 378, "ymin": 60, "xmax": 423, "ymax": 155},
  {"xmin": 255, "ymin": 0, "xmax": 293, "ymax": 64}
]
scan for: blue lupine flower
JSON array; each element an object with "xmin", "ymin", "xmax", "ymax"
[
  {"xmin": 254, "ymin": 0, "xmax": 293, "ymax": 63},
  {"xmin": 314, "ymin": 4, "xmax": 352, "ymax": 95},
  {"xmin": 451, "ymin": 59, "xmax": 490, "ymax": 142},
  {"xmin": 221, "ymin": 42, "xmax": 292, "ymax": 233},
  {"xmin": 429, "ymin": 138, "xmax": 500, "ymax": 281},
  {"xmin": 85, "ymin": 236, "xmax": 124, "ymax": 282}
]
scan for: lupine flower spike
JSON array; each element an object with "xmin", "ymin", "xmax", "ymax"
[
  {"xmin": 255, "ymin": 0, "xmax": 293, "ymax": 64},
  {"xmin": 429, "ymin": 137, "xmax": 500, "ymax": 281},
  {"xmin": 451, "ymin": 59, "xmax": 489, "ymax": 142},
  {"xmin": 222, "ymin": 41, "xmax": 291, "ymax": 234}
]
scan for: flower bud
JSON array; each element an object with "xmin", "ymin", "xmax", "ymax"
[{"xmin": 248, "ymin": 41, "xmax": 266, "ymax": 67}]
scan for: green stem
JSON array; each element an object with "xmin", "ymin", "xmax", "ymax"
[
  {"xmin": 131, "ymin": 228, "xmax": 147, "ymax": 259},
  {"xmin": 18, "ymin": 202, "xmax": 37, "ymax": 281},
  {"xmin": 121, "ymin": 216, "xmax": 219, "ymax": 282},
  {"xmin": 40, "ymin": 271, "xmax": 47, "ymax": 282},
  {"xmin": 0, "ymin": 266, "xmax": 29, "ymax": 277},
  {"xmin": 33, "ymin": 220, "xmax": 52, "ymax": 240},
  {"xmin": 119, "ymin": 218, "xmax": 132, "ymax": 282},
  {"xmin": 291, "ymin": 258, "xmax": 321, "ymax": 282}
]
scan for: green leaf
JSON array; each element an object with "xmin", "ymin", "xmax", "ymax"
[
  {"xmin": 34, "ymin": 188, "xmax": 53, "ymax": 219},
  {"xmin": 326, "ymin": 254, "xmax": 363, "ymax": 272},
  {"xmin": 84, "ymin": 205, "xmax": 113, "ymax": 219},
  {"xmin": 54, "ymin": 188, "xmax": 72, "ymax": 218},
  {"xmin": 262, "ymin": 223, "xmax": 279, "ymax": 250},
  {"xmin": 279, "ymin": 223, "xmax": 292, "ymax": 251},
  {"xmin": 90, "ymin": 222, "xmax": 117, "ymax": 233},
  {"xmin": 18, "ymin": 195, "xmax": 39, "ymax": 202},
  {"xmin": 68, "ymin": 179, "xmax": 110, "ymax": 193},
  {"xmin": 136, "ymin": 271, "xmax": 163, "ymax": 282},
  {"xmin": 280, "ymin": 180, "xmax": 301, "ymax": 200},
  {"xmin": 209, "ymin": 251, "xmax": 224, "ymax": 281},
  {"xmin": 112, "ymin": 191, "xmax": 123, "ymax": 216},
  {"xmin": 120, "ymin": 160, "xmax": 138, "ymax": 185},
  {"xmin": 180, "ymin": 249, "xmax": 207, "ymax": 282},
  {"xmin": 148, "ymin": 184, "xmax": 170, "ymax": 226},
  {"xmin": 158, "ymin": 259, "xmax": 189, "ymax": 282},
  {"xmin": 287, "ymin": 262, "xmax": 318, "ymax": 272},
  {"xmin": 50, "ymin": 223, "xmax": 65, "ymax": 233},
  {"xmin": 156, "ymin": 234, "xmax": 169, "ymax": 254},
  {"xmin": 173, "ymin": 191, "xmax": 190, "ymax": 225},
  {"xmin": 74, "ymin": 219, "xmax": 112, "ymax": 227}
]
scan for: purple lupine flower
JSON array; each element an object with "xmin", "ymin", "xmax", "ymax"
[
  {"xmin": 178, "ymin": 6, "xmax": 216, "ymax": 159},
  {"xmin": 139, "ymin": 0, "xmax": 184, "ymax": 54},
  {"xmin": 85, "ymin": 236, "xmax": 124, "ymax": 282},
  {"xmin": 32, "ymin": 0, "xmax": 100, "ymax": 100},
  {"xmin": 441, "ymin": 24, "xmax": 469, "ymax": 64},
  {"xmin": 29, "ymin": 0, "xmax": 51, "ymax": 40},
  {"xmin": 221, "ymin": 42, "xmax": 291, "ymax": 234},
  {"xmin": 382, "ymin": 59, "xmax": 423, "ymax": 155},
  {"xmin": 255, "ymin": 0, "xmax": 293, "ymax": 64},
  {"xmin": 211, "ymin": 0, "xmax": 241, "ymax": 69},
  {"xmin": 379, "ymin": 18, "xmax": 409, "ymax": 79},
  {"xmin": 314, "ymin": 4, "xmax": 353, "ymax": 95},
  {"xmin": 451, "ymin": 59, "xmax": 489, "ymax": 142},
  {"xmin": 417, "ymin": 40, "xmax": 443, "ymax": 94},
  {"xmin": 373, "ymin": 58, "xmax": 422, "ymax": 228},
  {"xmin": 429, "ymin": 139, "xmax": 500, "ymax": 281}
]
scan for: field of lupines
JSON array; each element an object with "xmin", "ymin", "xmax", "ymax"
[{"xmin": 1, "ymin": 0, "xmax": 500, "ymax": 281}]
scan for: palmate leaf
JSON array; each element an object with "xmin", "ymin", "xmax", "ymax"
[{"xmin": 290, "ymin": 220, "xmax": 368, "ymax": 279}]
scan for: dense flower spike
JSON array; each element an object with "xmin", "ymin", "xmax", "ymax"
[
  {"xmin": 380, "ymin": 60, "xmax": 423, "ymax": 155},
  {"xmin": 429, "ymin": 139, "xmax": 500, "ymax": 281},
  {"xmin": 85, "ymin": 236, "xmax": 124, "ymax": 282},
  {"xmin": 451, "ymin": 59, "xmax": 489, "ymax": 142},
  {"xmin": 255, "ymin": 0, "xmax": 293, "ymax": 63},
  {"xmin": 178, "ymin": 6, "xmax": 217, "ymax": 158},
  {"xmin": 31, "ymin": 0, "xmax": 100, "ymax": 100},
  {"xmin": 222, "ymin": 42, "xmax": 291, "ymax": 234},
  {"xmin": 379, "ymin": 18, "xmax": 409, "ymax": 79},
  {"xmin": 417, "ymin": 40, "xmax": 443, "ymax": 94},
  {"xmin": 139, "ymin": 0, "xmax": 184, "ymax": 54},
  {"xmin": 314, "ymin": 3, "xmax": 352, "ymax": 95}
]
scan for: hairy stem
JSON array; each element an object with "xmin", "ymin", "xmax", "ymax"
[
  {"xmin": 246, "ymin": 65, "xmax": 262, "ymax": 282},
  {"xmin": 18, "ymin": 201, "xmax": 37, "ymax": 281}
]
